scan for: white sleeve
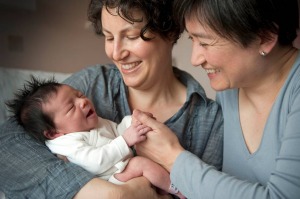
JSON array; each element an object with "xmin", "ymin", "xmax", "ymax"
[
  {"xmin": 116, "ymin": 115, "xmax": 132, "ymax": 136},
  {"xmin": 45, "ymin": 131, "xmax": 132, "ymax": 175}
]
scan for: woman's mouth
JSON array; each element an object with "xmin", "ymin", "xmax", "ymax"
[
  {"xmin": 121, "ymin": 61, "xmax": 141, "ymax": 70},
  {"xmin": 205, "ymin": 68, "xmax": 221, "ymax": 74}
]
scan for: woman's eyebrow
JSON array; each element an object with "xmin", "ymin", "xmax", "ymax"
[
  {"xmin": 103, "ymin": 24, "xmax": 139, "ymax": 32},
  {"xmin": 191, "ymin": 32, "xmax": 214, "ymax": 39}
]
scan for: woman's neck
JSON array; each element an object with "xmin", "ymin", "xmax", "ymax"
[
  {"xmin": 240, "ymin": 46, "xmax": 298, "ymax": 110},
  {"xmin": 238, "ymin": 47, "xmax": 298, "ymax": 153},
  {"xmin": 128, "ymin": 70, "xmax": 186, "ymax": 122}
]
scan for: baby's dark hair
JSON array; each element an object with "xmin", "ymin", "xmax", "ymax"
[{"xmin": 6, "ymin": 76, "xmax": 62, "ymax": 143}]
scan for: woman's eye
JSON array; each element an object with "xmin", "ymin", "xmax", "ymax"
[
  {"xmin": 188, "ymin": 36, "xmax": 209, "ymax": 47},
  {"xmin": 199, "ymin": 42, "xmax": 208, "ymax": 47},
  {"xmin": 127, "ymin": 35, "xmax": 139, "ymax": 40},
  {"xmin": 105, "ymin": 36, "xmax": 114, "ymax": 41}
]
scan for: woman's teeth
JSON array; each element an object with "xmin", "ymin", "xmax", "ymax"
[
  {"xmin": 122, "ymin": 62, "xmax": 140, "ymax": 69},
  {"xmin": 205, "ymin": 69, "xmax": 220, "ymax": 74}
]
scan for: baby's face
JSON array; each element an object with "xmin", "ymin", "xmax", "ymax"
[{"xmin": 43, "ymin": 85, "xmax": 98, "ymax": 135}]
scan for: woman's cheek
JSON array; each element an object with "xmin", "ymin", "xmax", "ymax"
[{"xmin": 105, "ymin": 43, "xmax": 113, "ymax": 58}]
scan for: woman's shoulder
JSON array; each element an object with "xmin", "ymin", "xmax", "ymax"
[
  {"xmin": 67, "ymin": 64, "xmax": 119, "ymax": 81},
  {"xmin": 63, "ymin": 64, "xmax": 122, "ymax": 93},
  {"xmin": 282, "ymin": 52, "xmax": 300, "ymax": 95}
]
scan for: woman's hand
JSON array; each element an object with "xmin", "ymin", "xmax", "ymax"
[
  {"xmin": 74, "ymin": 177, "xmax": 171, "ymax": 199},
  {"xmin": 133, "ymin": 109, "xmax": 184, "ymax": 172}
]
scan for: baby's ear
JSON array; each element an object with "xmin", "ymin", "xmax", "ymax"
[{"xmin": 43, "ymin": 130, "xmax": 63, "ymax": 140}]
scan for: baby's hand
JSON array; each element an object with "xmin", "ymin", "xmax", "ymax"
[
  {"xmin": 123, "ymin": 123, "xmax": 152, "ymax": 147},
  {"xmin": 57, "ymin": 154, "xmax": 69, "ymax": 162}
]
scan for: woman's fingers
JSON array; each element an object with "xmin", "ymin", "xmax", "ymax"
[
  {"xmin": 133, "ymin": 109, "xmax": 184, "ymax": 172},
  {"xmin": 132, "ymin": 109, "xmax": 162, "ymax": 130}
]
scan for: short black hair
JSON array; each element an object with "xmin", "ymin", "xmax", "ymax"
[
  {"xmin": 6, "ymin": 76, "xmax": 62, "ymax": 143},
  {"xmin": 174, "ymin": 0, "xmax": 299, "ymax": 47}
]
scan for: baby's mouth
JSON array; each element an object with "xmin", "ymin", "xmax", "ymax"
[{"xmin": 86, "ymin": 109, "xmax": 94, "ymax": 118}]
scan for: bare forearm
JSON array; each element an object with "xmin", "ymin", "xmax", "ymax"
[
  {"xmin": 74, "ymin": 178, "xmax": 120, "ymax": 199},
  {"xmin": 74, "ymin": 177, "xmax": 171, "ymax": 199}
]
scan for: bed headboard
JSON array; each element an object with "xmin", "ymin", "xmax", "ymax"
[{"xmin": 0, "ymin": 67, "xmax": 71, "ymax": 125}]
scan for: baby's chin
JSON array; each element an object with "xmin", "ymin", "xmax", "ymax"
[{"xmin": 89, "ymin": 115, "xmax": 99, "ymax": 129}]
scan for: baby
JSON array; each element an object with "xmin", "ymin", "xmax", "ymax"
[{"xmin": 6, "ymin": 76, "xmax": 185, "ymax": 199}]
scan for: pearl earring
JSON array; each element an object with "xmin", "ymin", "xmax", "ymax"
[{"xmin": 260, "ymin": 51, "xmax": 267, "ymax": 56}]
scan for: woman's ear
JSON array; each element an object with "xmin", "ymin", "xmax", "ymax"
[
  {"xmin": 259, "ymin": 32, "xmax": 278, "ymax": 55},
  {"xmin": 43, "ymin": 130, "xmax": 63, "ymax": 140}
]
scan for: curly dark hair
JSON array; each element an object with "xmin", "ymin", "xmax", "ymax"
[
  {"xmin": 6, "ymin": 76, "xmax": 62, "ymax": 143},
  {"xmin": 88, "ymin": 0, "xmax": 182, "ymax": 44}
]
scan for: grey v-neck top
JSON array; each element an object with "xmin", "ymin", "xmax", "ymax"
[{"xmin": 171, "ymin": 52, "xmax": 300, "ymax": 199}]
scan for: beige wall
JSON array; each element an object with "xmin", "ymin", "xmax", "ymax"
[
  {"xmin": 0, "ymin": 0, "xmax": 216, "ymax": 98},
  {"xmin": 0, "ymin": 0, "xmax": 111, "ymax": 73}
]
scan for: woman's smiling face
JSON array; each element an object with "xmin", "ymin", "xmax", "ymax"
[
  {"xmin": 101, "ymin": 8, "xmax": 174, "ymax": 90},
  {"xmin": 185, "ymin": 17, "xmax": 264, "ymax": 91}
]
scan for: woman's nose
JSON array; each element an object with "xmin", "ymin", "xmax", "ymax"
[
  {"xmin": 191, "ymin": 45, "xmax": 206, "ymax": 67},
  {"xmin": 112, "ymin": 39, "xmax": 129, "ymax": 61}
]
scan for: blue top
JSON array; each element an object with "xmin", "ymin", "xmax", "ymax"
[
  {"xmin": 0, "ymin": 64, "xmax": 223, "ymax": 198},
  {"xmin": 171, "ymin": 53, "xmax": 300, "ymax": 199}
]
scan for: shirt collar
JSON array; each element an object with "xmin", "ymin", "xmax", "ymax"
[{"xmin": 173, "ymin": 67, "xmax": 208, "ymax": 105}]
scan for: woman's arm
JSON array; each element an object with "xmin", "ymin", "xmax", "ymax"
[
  {"xmin": 74, "ymin": 177, "xmax": 171, "ymax": 199},
  {"xmin": 133, "ymin": 108, "xmax": 300, "ymax": 199}
]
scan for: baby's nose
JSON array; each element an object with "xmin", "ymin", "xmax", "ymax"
[{"xmin": 79, "ymin": 98, "xmax": 88, "ymax": 109}]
